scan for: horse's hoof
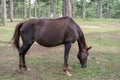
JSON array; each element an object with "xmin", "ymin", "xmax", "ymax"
[
  {"xmin": 65, "ymin": 71, "xmax": 72, "ymax": 76},
  {"xmin": 26, "ymin": 67, "xmax": 30, "ymax": 71},
  {"xmin": 17, "ymin": 68, "xmax": 23, "ymax": 73}
]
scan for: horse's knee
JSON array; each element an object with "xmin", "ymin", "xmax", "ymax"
[{"xmin": 19, "ymin": 44, "xmax": 31, "ymax": 54}]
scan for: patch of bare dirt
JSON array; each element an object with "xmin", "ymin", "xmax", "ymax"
[{"xmin": 82, "ymin": 25, "xmax": 101, "ymax": 28}]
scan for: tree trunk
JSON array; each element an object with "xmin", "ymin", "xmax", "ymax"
[
  {"xmin": 23, "ymin": 0, "xmax": 26, "ymax": 19},
  {"xmin": 29, "ymin": 0, "xmax": 31, "ymax": 19},
  {"xmin": 20, "ymin": 0, "xmax": 26, "ymax": 19},
  {"xmin": 37, "ymin": 0, "xmax": 41, "ymax": 18},
  {"xmin": 62, "ymin": 0, "xmax": 72, "ymax": 17},
  {"xmin": 53, "ymin": 0, "xmax": 57, "ymax": 18},
  {"xmin": 96, "ymin": 0, "xmax": 99, "ymax": 18},
  {"xmin": 106, "ymin": 0, "xmax": 112, "ymax": 18},
  {"xmin": 71, "ymin": 0, "xmax": 76, "ymax": 18},
  {"xmin": 34, "ymin": 1, "xmax": 37, "ymax": 18},
  {"xmin": 82, "ymin": 0, "xmax": 86, "ymax": 19},
  {"xmin": 19, "ymin": 3, "xmax": 21, "ymax": 18},
  {"xmin": 62, "ymin": 0, "xmax": 66, "ymax": 16},
  {"xmin": 46, "ymin": 2, "xmax": 50, "ymax": 18},
  {"xmin": 99, "ymin": 0, "xmax": 102, "ymax": 18},
  {"xmin": 9, "ymin": 0, "xmax": 13, "ymax": 22},
  {"xmin": 2, "ymin": 0, "xmax": 6, "ymax": 26},
  {"xmin": 106, "ymin": 0, "xmax": 110, "ymax": 18},
  {"xmin": 13, "ymin": 0, "xmax": 16, "ymax": 18},
  {"xmin": 66, "ymin": 0, "xmax": 72, "ymax": 17},
  {"xmin": 96, "ymin": 0, "xmax": 102, "ymax": 18}
]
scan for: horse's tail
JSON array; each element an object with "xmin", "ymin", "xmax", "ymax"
[{"xmin": 12, "ymin": 22, "xmax": 24, "ymax": 50}]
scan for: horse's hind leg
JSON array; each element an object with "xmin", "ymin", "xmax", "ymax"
[
  {"xmin": 19, "ymin": 43, "xmax": 32, "ymax": 72},
  {"xmin": 19, "ymin": 33, "xmax": 34, "ymax": 72}
]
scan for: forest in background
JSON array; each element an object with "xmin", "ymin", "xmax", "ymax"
[{"xmin": 0, "ymin": 0, "xmax": 120, "ymax": 26}]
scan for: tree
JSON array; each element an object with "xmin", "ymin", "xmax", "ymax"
[
  {"xmin": 19, "ymin": 0, "xmax": 25, "ymax": 18},
  {"xmin": 112, "ymin": 0, "xmax": 120, "ymax": 18},
  {"xmin": 104, "ymin": 0, "xmax": 114, "ymax": 18},
  {"xmin": 96, "ymin": 0, "xmax": 100, "ymax": 18},
  {"xmin": 37, "ymin": 0, "xmax": 41, "ymax": 18},
  {"xmin": 9, "ymin": 0, "xmax": 13, "ymax": 22},
  {"xmin": 82, "ymin": 0, "xmax": 86, "ymax": 19},
  {"xmin": 62, "ymin": 0, "xmax": 66, "ymax": 16},
  {"xmin": 99, "ymin": 0, "xmax": 103, "ymax": 18},
  {"xmin": 71, "ymin": 0, "xmax": 76, "ymax": 18},
  {"xmin": 53, "ymin": 0, "xmax": 57, "ymax": 18},
  {"xmin": 1, "ymin": 0, "xmax": 120, "ymax": 20},
  {"xmin": 34, "ymin": 0, "xmax": 37, "ymax": 18},
  {"xmin": 75, "ymin": 0, "xmax": 82, "ymax": 17},
  {"xmin": 23, "ymin": 0, "xmax": 26, "ymax": 18},
  {"xmin": 2, "ymin": 0, "xmax": 6, "ymax": 26},
  {"xmin": 95, "ymin": 0, "xmax": 102, "ymax": 18},
  {"xmin": 29, "ymin": 0, "xmax": 31, "ymax": 18},
  {"xmin": 62, "ymin": 0, "xmax": 72, "ymax": 17},
  {"xmin": 46, "ymin": 1, "xmax": 50, "ymax": 18}
]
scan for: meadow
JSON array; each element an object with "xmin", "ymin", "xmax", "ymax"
[{"xmin": 0, "ymin": 18, "xmax": 120, "ymax": 80}]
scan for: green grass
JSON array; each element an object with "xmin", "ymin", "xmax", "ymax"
[{"xmin": 0, "ymin": 18, "xmax": 120, "ymax": 80}]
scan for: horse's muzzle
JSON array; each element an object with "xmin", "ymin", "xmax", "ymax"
[{"xmin": 81, "ymin": 64, "xmax": 87, "ymax": 68}]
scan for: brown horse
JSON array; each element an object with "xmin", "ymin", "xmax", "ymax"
[{"xmin": 12, "ymin": 16, "xmax": 91, "ymax": 76}]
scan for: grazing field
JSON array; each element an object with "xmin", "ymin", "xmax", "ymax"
[{"xmin": 0, "ymin": 18, "xmax": 120, "ymax": 80}]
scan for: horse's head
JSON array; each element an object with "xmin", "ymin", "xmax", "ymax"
[{"xmin": 77, "ymin": 46, "xmax": 92, "ymax": 68}]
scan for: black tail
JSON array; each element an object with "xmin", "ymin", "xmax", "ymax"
[{"xmin": 12, "ymin": 22, "xmax": 24, "ymax": 50}]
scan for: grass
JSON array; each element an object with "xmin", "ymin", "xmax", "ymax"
[{"xmin": 0, "ymin": 18, "xmax": 120, "ymax": 80}]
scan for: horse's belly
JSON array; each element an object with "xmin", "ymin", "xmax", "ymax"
[
  {"xmin": 36, "ymin": 40, "xmax": 63, "ymax": 47},
  {"xmin": 35, "ymin": 35, "xmax": 64, "ymax": 47}
]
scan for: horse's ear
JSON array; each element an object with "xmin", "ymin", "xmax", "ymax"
[{"xmin": 87, "ymin": 46, "xmax": 92, "ymax": 51}]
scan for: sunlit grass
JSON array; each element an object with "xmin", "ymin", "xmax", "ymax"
[{"xmin": 75, "ymin": 17, "xmax": 120, "ymax": 27}]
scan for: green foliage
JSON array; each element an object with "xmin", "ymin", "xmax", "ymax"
[
  {"xmin": 112, "ymin": 0, "xmax": 120, "ymax": 18},
  {"xmin": 76, "ymin": 0, "xmax": 82, "ymax": 17},
  {"xmin": 0, "ymin": 19, "xmax": 2, "ymax": 25},
  {"xmin": 75, "ymin": 0, "xmax": 120, "ymax": 18},
  {"xmin": 0, "ymin": 0, "xmax": 120, "ymax": 19}
]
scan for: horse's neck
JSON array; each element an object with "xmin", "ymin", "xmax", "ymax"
[
  {"xmin": 80, "ymin": 35, "xmax": 87, "ymax": 47},
  {"xmin": 79, "ymin": 44, "xmax": 87, "ymax": 52},
  {"xmin": 78, "ymin": 35, "xmax": 87, "ymax": 52}
]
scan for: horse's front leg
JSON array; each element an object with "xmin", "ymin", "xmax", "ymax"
[{"xmin": 63, "ymin": 43, "xmax": 72, "ymax": 76}]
